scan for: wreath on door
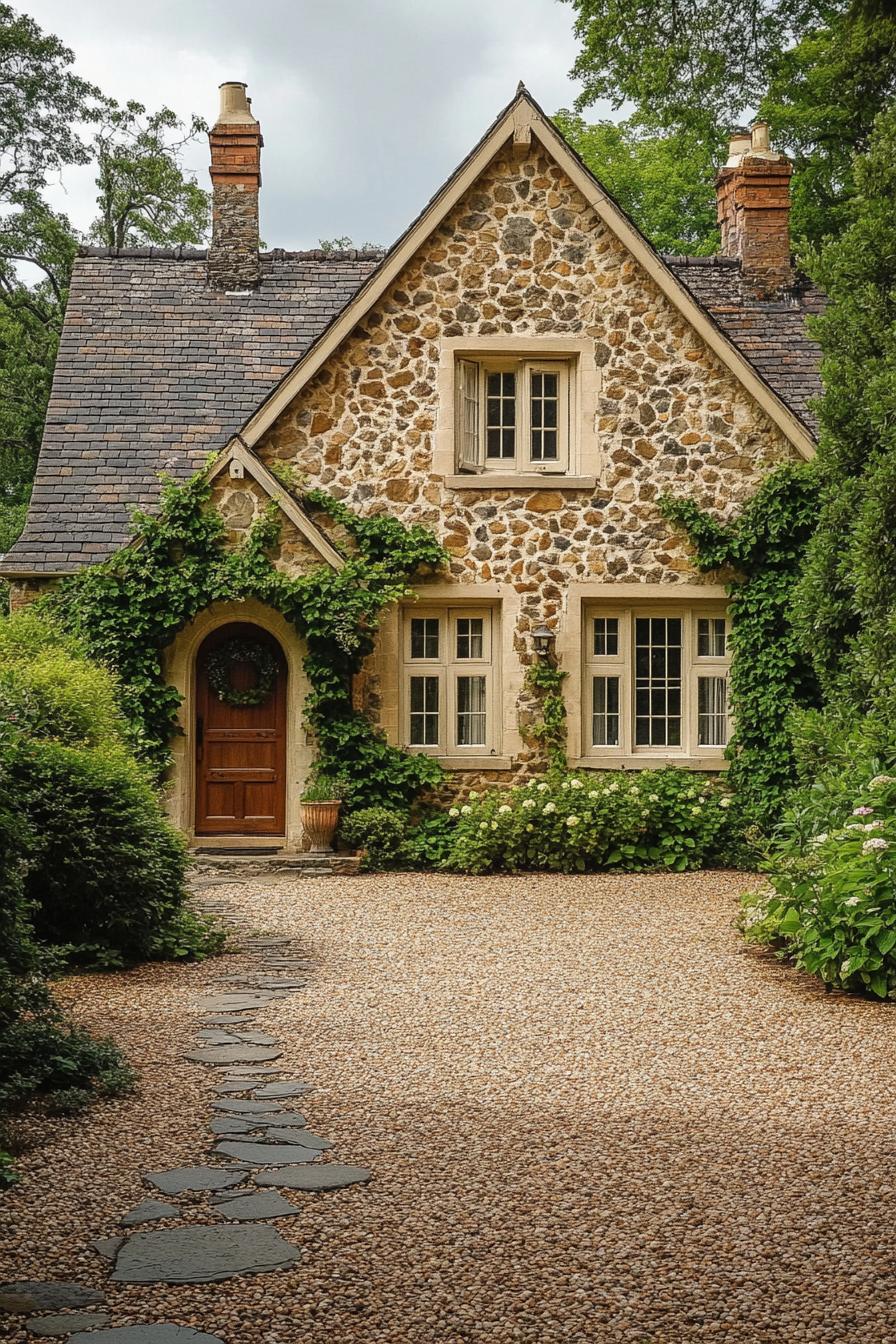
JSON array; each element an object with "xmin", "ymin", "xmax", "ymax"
[{"xmin": 207, "ymin": 638, "xmax": 278, "ymax": 708}]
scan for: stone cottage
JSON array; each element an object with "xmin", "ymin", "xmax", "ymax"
[{"xmin": 0, "ymin": 83, "xmax": 823, "ymax": 851}]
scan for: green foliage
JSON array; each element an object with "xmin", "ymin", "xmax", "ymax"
[
  {"xmin": 553, "ymin": 112, "xmax": 718, "ymax": 253},
  {"xmin": 0, "ymin": 1016, "xmax": 135, "ymax": 1110},
  {"xmin": 339, "ymin": 806, "xmax": 409, "ymax": 871},
  {"xmin": 524, "ymin": 661, "xmax": 568, "ymax": 769},
  {"xmin": 741, "ymin": 770, "xmax": 896, "ymax": 997},
  {"xmin": 443, "ymin": 768, "xmax": 733, "ymax": 875},
  {"xmin": 563, "ymin": 0, "xmax": 896, "ymax": 252},
  {"xmin": 89, "ymin": 102, "xmax": 210, "ymax": 250},
  {"xmin": 661, "ymin": 464, "xmax": 821, "ymax": 831},
  {"xmin": 47, "ymin": 472, "xmax": 447, "ymax": 811},
  {"xmin": 794, "ymin": 103, "xmax": 896, "ymax": 744},
  {"xmin": 403, "ymin": 809, "xmax": 456, "ymax": 870}
]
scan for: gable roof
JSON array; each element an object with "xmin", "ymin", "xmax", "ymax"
[{"xmin": 1, "ymin": 90, "xmax": 823, "ymax": 578}]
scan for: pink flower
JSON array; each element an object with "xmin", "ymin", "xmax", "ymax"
[
  {"xmin": 853, "ymin": 806, "xmax": 875, "ymax": 816},
  {"xmin": 862, "ymin": 837, "xmax": 889, "ymax": 854}
]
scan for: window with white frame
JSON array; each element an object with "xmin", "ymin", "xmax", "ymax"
[
  {"xmin": 583, "ymin": 608, "xmax": 731, "ymax": 759},
  {"xmin": 403, "ymin": 608, "xmax": 498, "ymax": 756},
  {"xmin": 455, "ymin": 357, "xmax": 573, "ymax": 474}
]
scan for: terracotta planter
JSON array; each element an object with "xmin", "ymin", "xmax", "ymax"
[{"xmin": 301, "ymin": 800, "xmax": 342, "ymax": 853}]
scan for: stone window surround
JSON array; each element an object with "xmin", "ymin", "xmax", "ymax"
[
  {"xmin": 402, "ymin": 605, "xmax": 500, "ymax": 758},
  {"xmin": 433, "ymin": 336, "xmax": 601, "ymax": 489},
  {"xmin": 557, "ymin": 582, "xmax": 732, "ymax": 772},
  {"xmin": 370, "ymin": 582, "xmax": 525, "ymax": 770}
]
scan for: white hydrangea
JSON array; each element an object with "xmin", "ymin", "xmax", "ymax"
[
  {"xmin": 870, "ymin": 775, "xmax": 896, "ymax": 787},
  {"xmin": 607, "ymin": 782, "xmax": 619, "ymax": 793},
  {"xmin": 537, "ymin": 781, "xmax": 549, "ymax": 792},
  {"xmin": 498, "ymin": 804, "xmax": 512, "ymax": 814},
  {"xmin": 812, "ymin": 832, "xmax": 829, "ymax": 845},
  {"xmin": 588, "ymin": 790, "xmax": 600, "ymax": 800},
  {"xmin": 460, "ymin": 805, "xmax": 472, "ymax": 816},
  {"xmin": 448, "ymin": 807, "xmax": 459, "ymax": 818},
  {"xmin": 863, "ymin": 821, "xmax": 885, "ymax": 832},
  {"xmin": 567, "ymin": 816, "xmax": 580, "ymax": 827},
  {"xmin": 468, "ymin": 790, "xmax": 479, "ymax": 800},
  {"xmin": 719, "ymin": 796, "xmax": 732, "ymax": 809},
  {"xmin": 543, "ymin": 801, "xmax": 557, "ymax": 814},
  {"xmin": 844, "ymin": 896, "xmax": 861, "ymax": 906},
  {"xmin": 490, "ymin": 821, "xmax": 498, "ymax": 831},
  {"xmin": 561, "ymin": 780, "xmax": 570, "ymax": 791},
  {"xmin": 479, "ymin": 822, "xmax": 487, "ymax": 831},
  {"xmin": 863, "ymin": 837, "xmax": 889, "ymax": 854},
  {"xmin": 569, "ymin": 778, "xmax": 583, "ymax": 790},
  {"xmin": 522, "ymin": 797, "xmax": 536, "ymax": 809},
  {"xmin": 648, "ymin": 794, "xmax": 659, "ymax": 803}
]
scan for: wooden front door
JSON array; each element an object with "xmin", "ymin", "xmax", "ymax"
[{"xmin": 195, "ymin": 623, "xmax": 287, "ymax": 836}]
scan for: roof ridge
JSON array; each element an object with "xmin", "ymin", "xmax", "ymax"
[
  {"xmin": 660, "ymin": 253, "xmax": 740, "ymax": 268},
  {"xmin": 77, "ymin": 246, "xmax": 387, "ymax": 262}
]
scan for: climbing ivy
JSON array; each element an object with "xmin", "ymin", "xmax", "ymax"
[
  {"xmin": 43, "ymin": 471, "xmax": 448, "ymax": 812},
  {"xmin": 524, "ymin": 661, "xmax": 568, "ymax": 770},
  {"xmin": 660, "ymin": 463, "xmax": 821, "ymax": 831}
]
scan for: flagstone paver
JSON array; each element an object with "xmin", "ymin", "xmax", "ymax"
[
  {"xmin": 0, "ymin": 1283, "xmax": 105, "ymax": 1313},
  {"xmin": 143, "ymin": 1168, "xmax": 246, "ymax": 1196},
  {"xmin": 25, "ymin": 1311, "xmax": 112, "ymax": 1336},
  {"xmin": 211, "ymin": 1191, "xmax": 302, "ymax": 1221},
  {"xmin": 253, "ymin": 1163, "xmax": 372, "ymax": 1192},
  {"xmin": 120, "ymin": 1200, "xmax": 180, "ymax": 1227},
  {"xmin": 110, "ymin": 1225, "xmax": 300, "ymax": 1284},
  {"xmin": 69, "ymin": 1329, "xmax": 226, "ymax": 1343}
]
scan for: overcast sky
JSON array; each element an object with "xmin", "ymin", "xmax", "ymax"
[{"xmin": 23, "ymin": 0, "xmax": 615, "ymax": 250}]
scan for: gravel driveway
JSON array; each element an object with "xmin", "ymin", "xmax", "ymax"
[{"xmin": 2, "ymin": 870, "xmax": 896, "ymax": 1344}]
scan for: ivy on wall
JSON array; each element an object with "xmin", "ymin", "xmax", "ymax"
[
  {"xmin": 44, "ymin": 472, "xmax": 448, "ymax": 811},
  {"xmin": 660, "ymin": 463, "xmax": 821, "ymax": 830},
  {"xmin": 524, "ymin": 662, "xmax": 568, "ymax": 770}
]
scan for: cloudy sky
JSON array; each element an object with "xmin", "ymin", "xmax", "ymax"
[{"xmin": 24, "ymin": 0, "xmax": 616, "ymax": 250}]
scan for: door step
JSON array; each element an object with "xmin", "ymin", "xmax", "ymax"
[{"xmin": 189, "ymin": 850, "xmax": 361, "ymax": 882}]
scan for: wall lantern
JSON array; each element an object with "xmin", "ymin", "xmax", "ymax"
[{"xmin": 532, "ymin": 624, "xmax": 555, "ymax": 660}]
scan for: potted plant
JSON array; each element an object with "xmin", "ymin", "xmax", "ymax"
[{"xmin": 300, "ymin": 771, "xmax": 346, "ymax": 853}]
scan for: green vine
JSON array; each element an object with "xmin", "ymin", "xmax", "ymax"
[
  {"xmin": 42, "ymin": 470, "xmax": 448, "ymax": 812},
  {"xmin": 525, "ymin": 661, "xmax": 568, "ymax": 770},
  {"xmin": 660, "ymin": 463, "xmax": 821, "ymax": 829}
]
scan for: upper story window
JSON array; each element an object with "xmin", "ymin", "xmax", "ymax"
[
  {"xmin": 583, "ymin": 606, "xmax": 731, "ymax": 761},
  {"xmin": 402, "ymin": 607, "xmax": 499, "ymax": 757},
  {"xmin": 456, "ymin": 358, "xmax": 572, "ymax": 474}
]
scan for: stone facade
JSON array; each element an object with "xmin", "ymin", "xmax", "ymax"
[{"xmin": 249, "ymin": 140, "xmax": 800, "ymax": 783}]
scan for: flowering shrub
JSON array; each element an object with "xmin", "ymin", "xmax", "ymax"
[
  {"xmin": 443, "ymin": 768, "xmax": 733, "ymax": 874},
  {"xmin": 740, "ymin": 773, "xmax": 896, "ymax": 997}
]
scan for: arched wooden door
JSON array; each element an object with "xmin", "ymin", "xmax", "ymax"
[{"xmin": 195, "ymin": 623, "xmax": 287, "ymax": 836}]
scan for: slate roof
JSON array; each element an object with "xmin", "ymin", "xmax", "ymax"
[
  {"xmin": 1, "ymin": 248, "xmax": 382, "ymax": 574},
  {"xmin": 664, "ymin": 255, "xmax": 825, "ymax": 435},
  {"xmin": 1, "ymin": 244, "xmax": 824, "ymax": 576}
]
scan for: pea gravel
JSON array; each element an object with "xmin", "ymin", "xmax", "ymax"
[{"xmin": 2, "ymin": 870, "xmax": 896, "ymax": 1343}]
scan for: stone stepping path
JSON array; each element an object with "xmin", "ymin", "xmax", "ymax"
[{"xmin": 2, "ymin": 906, "xmax": 373, "ymax": 1337}]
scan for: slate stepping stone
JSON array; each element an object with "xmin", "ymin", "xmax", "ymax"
[
  {"xmin": 252, "ymin": 1081, "xmax": 312, "ymax": 1099},
  {"xmin": 230, "ymin": 1032, "xmax": 279, "ymax": 1046},
  {"xmin": 264, "ymin": 1128, "xmax": 332, "ymax": 1150},
  {"xmin": 185, "ymin": 1045, "xmax": 281, "ymax": 1066},
  {"xmin": 197, "ymin": 993, "xmax": 276, "ymax": 1012},
  {"xmin": 70, "ymin": 1329, "xmax": 226, "ymax": 1343},
  {"xmin": 0, "ymin": 1284, "xmax": 105, "ymax": 1314},
  {"xmin": 26, "ymin": 1312, "xmax": 112, "ymax": 1336},
  {"xmin": 211, "ymin": 1098, "xmax": 283, "ymax": 1113},
  {"xmin": 215, "ymin": 1141, "xmax": 321, "ymax": 1165},
  {"xmin": 224, "ymin": 1066, "xmax": 281, "ymax": 1078},
  {"xmin": 144, "ymin": 1167, "xmax": 246, "ymax": 1195},
  {"xmin": 89, "ymin": 1237, "xmax": 125, "ymax": 1261},
  {"xmin": 110, "ymin": 1224, "xmax": 300, "ymax": 1284},
  {"xmin": 200, "ymin": 1015, "xmax": 257, "ymax": 1027},
  {"xmin": 244, "ymin": 938, "xmax": 292, "ymax": 948},
  {"xmin": 254, "ymin": 1164, "xmax": 372, "ymax": 1192},
  {"xmin": 209, "ymin": 1116, "xmax": 259, "ymax": 1135},
  {"xmin": 197, "ymin": 1030, "xmax": 241, "ymax": 1045},
  {"xmin": 121, "ymin": 1200, "xmax": 180, "ymax": 1227},
  {"xmin": 253, "ymin": 1110, "xmax": 308, "ymax": 1127},
  {"xmin": 211, "ymin": 1191, "xmax": 302, "ymax": 1221},
  {"xmin": 244, "ymin": 978, "xmax": 307, "ymax": 990},
  {"xmin": 213, "ymin": 1080, "xmax": 255, "ymax": 1095}
]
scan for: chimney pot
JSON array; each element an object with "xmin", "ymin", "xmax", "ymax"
[
  {"xmin": 750, "ymin": 120, "xmax": 771, "ymax": 154},
  {"xmin": 208, "ymin": 81, "xmax": 263, "ymax": 292}
]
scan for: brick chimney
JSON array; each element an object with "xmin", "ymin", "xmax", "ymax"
[
  {"xmin": 208, "ymin": 82, "xmax": 263, "ymax": 291},
  {"xmin": 715, "ymin": 122, "xmax": 793, "ymax": 296}
]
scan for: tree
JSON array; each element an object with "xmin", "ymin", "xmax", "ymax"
[
  {"xmin": 0, "ymin": 2, "xmax": 100, "ymax": 204},
  {"xmin": 89, "ymin": 102, "xmax": 209, "ymax": 250},
  {"xmin": 553, "ymin": 112, "xmax": 718, "ymax": 253},
  {"xmin": 793, "ymin": 102, "xmax": 896, "ymax": 741},
  {"xmin": 563, "ymin": 0, "xmax": 896, "ymax": 251}
]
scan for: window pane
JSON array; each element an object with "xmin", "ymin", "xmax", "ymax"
[
  {"xmin": 409, "ymin": 675, "xmax": 440, "ymax": 746},
  {"xmin": 530, "ymin": 370, "xmax": 560, "ymax": 461},
  {"xmin": 697, "ymin": 617, "xmax": 727, "ymax": 658},
  {"xmin": 593, "ymin": 617, "xmax": 619, "ymax": 657},
  {"xmin": 486, "ymin": 371, "xmax": 516, "ymax": 459},
  {"xmin": 634, "ymin": 617, "xmax": 682, "ymax": 748},
  {"xmin": 410, "ymin": 618, "xmax": 439, "ymax": 659},
  {"xmin": 698, "ymin": 676, "xmax": 728, "ymax": 746},
  {"xmin": 456, "ymin": 675, "xmax": 487, "ymax": 746},
  {"xmin": 592, "ymin": 676, "xmax": 620, "ymax": 747},
  {"xmin": 456, "ymin": 617, "xmax": 484, "ymax": 660}
]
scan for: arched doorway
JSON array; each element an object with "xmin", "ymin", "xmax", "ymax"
[{"xmin": 194, "ymin": 622, "xmax": 288, "ymax": 836}]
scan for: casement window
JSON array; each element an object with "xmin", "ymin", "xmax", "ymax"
[
  {"xmin": 455, "ymin": 357, "xmax": 572, "ymax": 474},
  {"xmin": 403, "ymin": 608, "xmax": 498, "ymax": 756},
  {"xmin": 583, "ymin": 608, "xmax": 731, "ymax": 760}
]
